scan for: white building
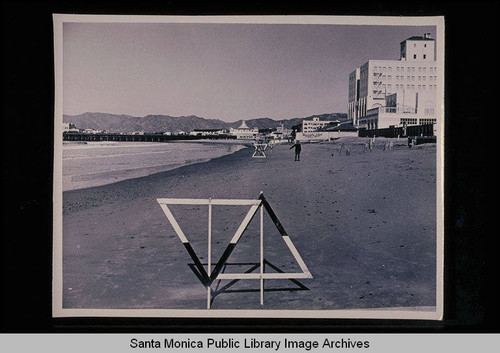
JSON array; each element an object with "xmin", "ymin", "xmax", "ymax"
[
  {"xmin": 62, "ymin": 123, "xmax": 79, "ymax": 132},
  {"xmin": 296, "ymin": 122, "xmax": 358, "ymax": 142},
  {"xmin": 302, "ymin": 117, "xmax": 340, "ymax": 132},
  {"xmin": 270, "ymin": 123, "xmax": 293, "ymax": 140},
  {"xmin": 189, "ymin": 128, "xmax": 228, "ymax": 136},
  {"xmin": 229, "ymin": 121, "xmax": 259, "ymax": 140},
  {"xmin": 348, "ymin": 33, "xmax": 440, "ymax": 130}
]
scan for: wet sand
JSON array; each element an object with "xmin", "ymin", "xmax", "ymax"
[{"xmin": 62, "ymin": 137, "xmax": 437, "ymax": 313}]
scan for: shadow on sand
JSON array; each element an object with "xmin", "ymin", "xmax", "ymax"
[{"xmin": 188, "ymin": 259, "xmax": 309, "ymax": 306}]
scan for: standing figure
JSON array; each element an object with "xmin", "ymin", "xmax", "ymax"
[{"xmin": 290, "ymin": 141, "xmax": 302, "ymax": 161}]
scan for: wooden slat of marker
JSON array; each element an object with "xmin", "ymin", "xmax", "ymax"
[
  {"xmin": 157, "ymin": 198, "xmax": 260, "ymax": 206},
  {"xmin": 210, "ymin": 203, "xmax": 261, "ymax": 282},
  {"xmin": 259, "ymin": 194, "xmax": 313, "ymax": 278},
  {"xmin": 158, "ymin": 202, "xmax": 209, "ymax": 284},
  {"xmin": 217, "ymin": 272, "xmax": 312, "ymax": 280}
]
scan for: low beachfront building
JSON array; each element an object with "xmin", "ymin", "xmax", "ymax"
[
  {"xmin": 189, "ymin": 128, "xmax": 228, "ymax": 136},
  {"xmin": 229, "ymin": 121, "xmax": 259, "ymax": 140},
  {"xmin": 268, "ymin": 123, "xmax": 293, "ymax": 140},
  {"xmin": 63, "ymin": 122, "xmax": 79, "ymax": 133},
  {"xmin": 295, "ymin": 122, "xmax": 358, "ymax": 142},
  {"xmin": 348, "ymin": 33, "xmax": 440, "ymax": 130},
  {"xmin": 302, "ymin": 117, "xmax": 341, "ymax": 133},
  {"xmin": 363, "ymin": 90, "xmax": 438, "ymax": 130}
]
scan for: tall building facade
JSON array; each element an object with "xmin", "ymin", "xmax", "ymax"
[{"xmin": 348, "ymin": 33, "xmax": 439, "ymax": 129}]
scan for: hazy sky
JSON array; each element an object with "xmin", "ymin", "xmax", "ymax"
[{"xmin": 63, "ymin": 20, "xmax": 437, "ymax": 122}]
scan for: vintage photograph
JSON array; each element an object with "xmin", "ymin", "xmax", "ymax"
[{"xmin": 53, "ymin": 15, "xmax": 444, "ymax": 319}]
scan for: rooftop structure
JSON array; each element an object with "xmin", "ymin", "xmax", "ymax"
[{"xmin": 229, "ymin": 120, "xmax": 259, "ymax": 140}]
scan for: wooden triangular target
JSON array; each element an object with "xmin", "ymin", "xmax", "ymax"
[
  {"xmin": 157, "ymin": 193, "xmax": 312, "ymax": 308},
  {"xmin": 252, "ymin": 143, "xmax": 268, "ymax": 158},
  {"xmin": 212, "ymin": 193, "xmax": 312, "ymax": 281}
]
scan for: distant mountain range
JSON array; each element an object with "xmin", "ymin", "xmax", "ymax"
[{"xmin": 63, "ymin": 112, "xmax": 348, "ymax": 134}]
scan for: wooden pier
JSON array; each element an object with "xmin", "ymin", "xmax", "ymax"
[{"xmin": 63, "ymin": 132, "xmax": 236, "ymax": 143}]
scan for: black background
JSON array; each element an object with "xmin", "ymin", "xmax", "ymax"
[{"xmin": 1, "ymin": 1, "xmax": 499, "ymax": 332}]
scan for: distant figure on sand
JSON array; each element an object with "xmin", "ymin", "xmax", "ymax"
[{"xmin": 290, "ymin": 141, "xmax": 302, "ymax": 161}]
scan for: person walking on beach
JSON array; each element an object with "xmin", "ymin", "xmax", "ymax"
[{"xmin": 290, "ymin": 141, "xmax": 302, "ymax": 161}]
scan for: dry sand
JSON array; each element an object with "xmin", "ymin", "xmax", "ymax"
[{"xmin": 62, "ymin": 137, "xmax": 437, "ymax": 312}]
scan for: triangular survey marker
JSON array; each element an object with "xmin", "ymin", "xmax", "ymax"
[
  {"xmin": 157, "ymin": 193, "xmax": 312, "ymax": 306},
  {"xmin": 252, "ymin": 143, "xmax": 268, "ymax": 158}
]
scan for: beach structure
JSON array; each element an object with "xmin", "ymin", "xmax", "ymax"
[
  {"xmin": 294, "ymin": 117, "xmax": 348, "ymax": 142},
  {"xmin": 157, "ymin": 193, "xmax": 312, "ymax": 308},
  {"xmin": 302, "ymin": 117, "xmax": 340, "ymax": 133},
  {"xmin": 62, "ymin": 122, "xmax": 79, "ymax": 133},
  {"xmin": 189, "ymin": 128, "xmax": 228, "ymax": 137},
  {"xmin": 252, "ymin": 143, "xmax": 268, "ymax": 158},
  {"xmin": 348, "ymin": 33, "xmax": 439, "ymax": 129},
  {"xmin": 296, "ymin": 121, "xmax": 358, "ymax": 142},
  {"xmin": 268, "ymin": 123, "xmax": 293, "ymax": 141},
  {"xmin": 229, "ymin": 120, "xmax": 259, "ymax": 140}
]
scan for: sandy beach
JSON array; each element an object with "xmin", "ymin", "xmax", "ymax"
[{"xmin": 62, "ymin": 137, "xmax": 437, "ymax": 312}]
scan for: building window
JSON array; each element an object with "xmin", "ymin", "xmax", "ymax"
[
  {"xmin": 420, "ymin": 118, "xmax": 436, "ymax": 124},
  {"xmin": 413, "ymin": 54, "xmax": 417, "ymax": 59},
  {"xmin": 423, "ymin": 54, "xmax": 426, "ymax": 59},
  {"xmin": 401, "ymin": 118, "xmax": 418, "ymax": 125}
]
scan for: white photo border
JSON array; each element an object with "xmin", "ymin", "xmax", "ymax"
[{"xmin": 53, "ymin": 14, "xmax": 445, "ymax": 320}]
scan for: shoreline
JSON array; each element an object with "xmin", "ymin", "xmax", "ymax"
[
  {"xmin": 60, "ymin": 137, "xmax": 438, "ymax": 313},
  {"xmin": 63, "ymin": 145, "xmax": 253, "ymax": 214},
  {"xmin": 62, "ymin": 140, "xmax": 252, "ymax": 192}
]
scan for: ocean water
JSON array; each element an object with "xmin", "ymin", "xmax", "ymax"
[{"xmin": 62, "ymin": 141, "xmax": 247, "ymax": 191}]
